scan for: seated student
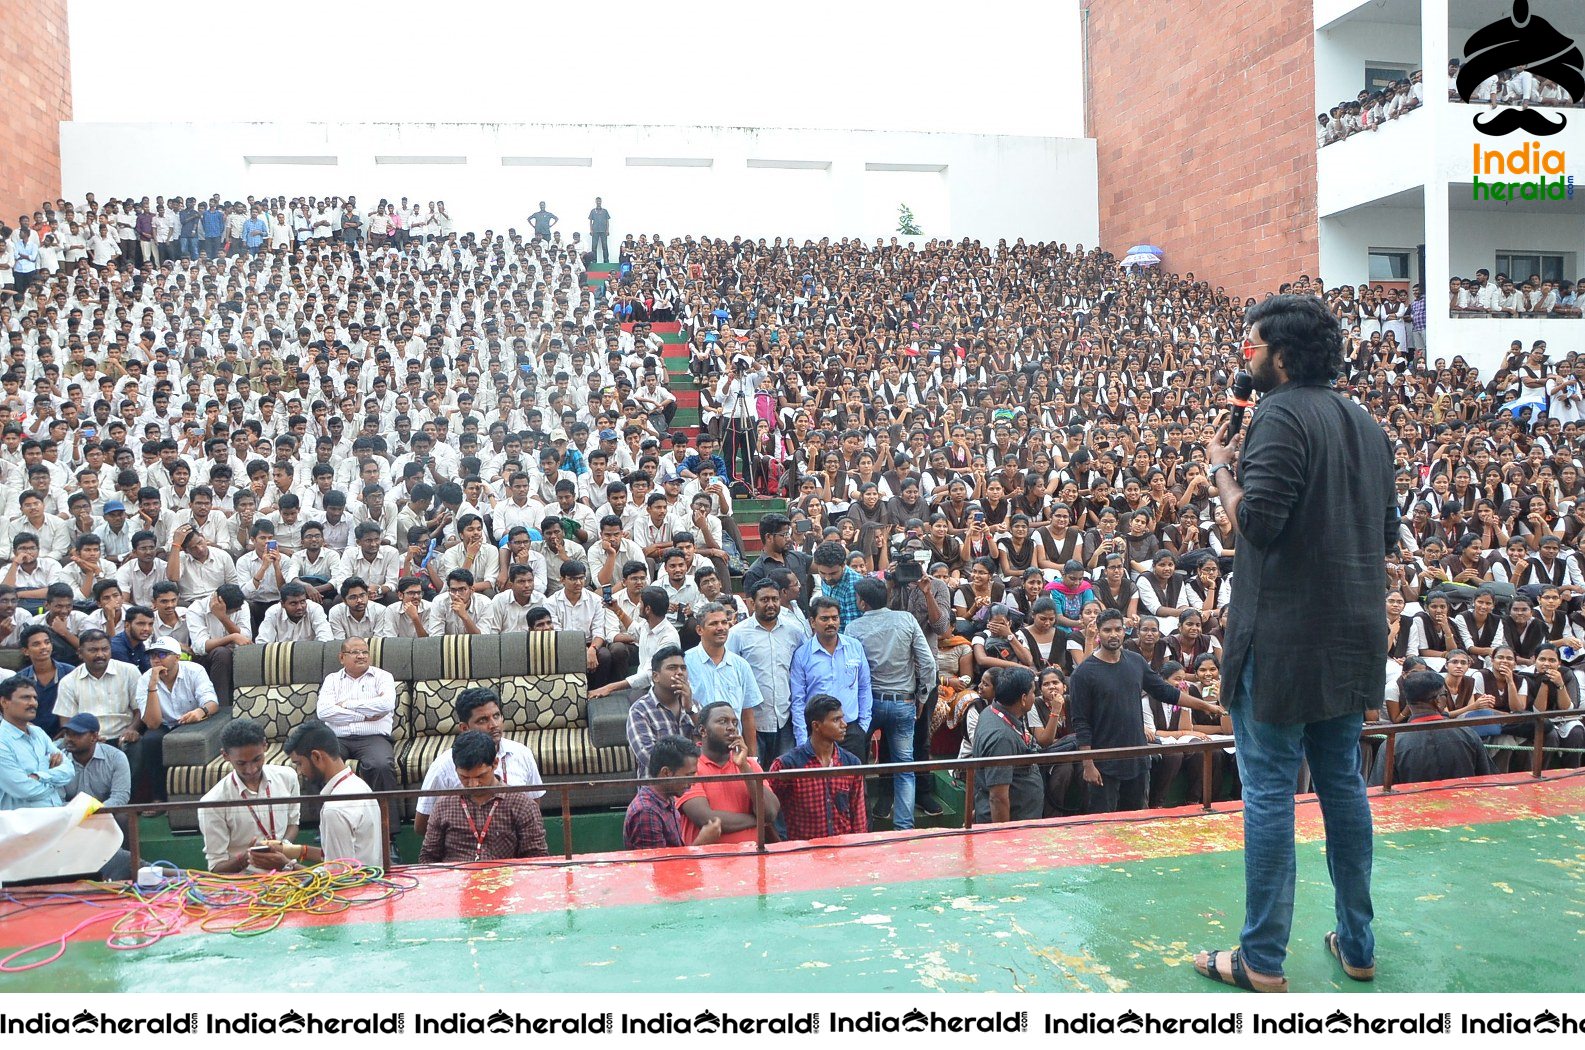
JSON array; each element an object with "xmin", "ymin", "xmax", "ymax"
[
  {"xmin": 676, "ymin": 701, "xmax": 780, "ymax": 845},
  {"xmin": 1519, "ymin": 643, "xmax": 1585, "ymax": 769},
  {"xmin": 415, "ymin": 687, "xmax": 544, "ymax": 838},
  {"xmin": 255, "ymin": 582, "xmax": 333, "ymax": 642},
  {"xmin": 768, "ymin": 694, "xmax": 868, "ymax": 841},
  {"xmin": 273, "ymin": 720, "xmax": 383, "ymax": 869},
  {"xmin": 426, "ymin": 567, "xmax": 491, "ymax": 636},
  {"xmin": 418, "ymin": 731, "xmax": 547, "ymax": 863},
  {"xmin": 623, "ymin": 734, "xmax": 724, "ymax": 850},
  {"xmin": 12, "ymin": 623, "xmax": 73, "ymax": 736},
  {"xmin": 1368, "ymin": 670, "xmax": 1494, "ymax": 785},
  {"xmin": 186, "ymin": 582, "xmax": 252, "ymax": 703},
  {"xmin": 327, "ymin": 576, "xmax": 395, "ymax": 639},
  {"xmin": 198, "ymin": 717, "xmax": 301, "ymax": 873}
]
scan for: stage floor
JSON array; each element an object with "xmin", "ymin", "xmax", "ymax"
[{"xmin": 3, "ymin": 771, "xmax": 1583, "ymax": 993}]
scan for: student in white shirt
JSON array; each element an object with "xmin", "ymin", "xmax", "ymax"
[
  {"xmin": 255, "ymin": 583, "xmax": 333, "ymax": 642},
  {"xmin": 199, "ymin": 717, "xmax": 301, "ymax": 873},
  {"xmin": 327, "ymin": 576, "xmax": 396, "ymax": 639},
  {"xmin": 278, "ymin": 721, "xmax": 383, "ymax": 869},
  {"xmin": 481, "ymin": 563, "xmax": 540, "ymax": 634}
]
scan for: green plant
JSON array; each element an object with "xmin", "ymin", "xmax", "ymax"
[{"xmin": 897, "ymin": 203, "xmax": 922, "ymax": 236}]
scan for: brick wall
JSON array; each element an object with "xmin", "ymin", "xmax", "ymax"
[
  {"xmin": 0, "ymin": 0, "xmax": 70, "ymax": 224},
  {"xmin": 1082, "ymin": 0, "xmax": 1317, "ymax": 298}
]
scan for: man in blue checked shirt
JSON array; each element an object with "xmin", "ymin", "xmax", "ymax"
[
  {"xmin": 789, "ymin": 596, "xmax": 871, "ymax": 759},
  {"xmin": 811, "ymin": 541, "xmax": 863, "ymax": 629}
]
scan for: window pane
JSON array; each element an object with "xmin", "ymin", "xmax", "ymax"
[
  {"xmin": 1543, "ymin": 256, "xmax": 1565, "ymax": 284},
  {"xmin": 1365, "ymin": 66, "xmax": 1412, "ymax": 92},
  {"xmin": 1369, "ymin": 252, "xmax": 1409, "ymax": 280}
]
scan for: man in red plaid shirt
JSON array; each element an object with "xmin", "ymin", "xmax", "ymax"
[
  {"xmin": 769, "ymin": 695, "xmax": 868, "ymax": 841},
  {"xmin": 622, "ymin": 734, "xmax": 723, "ymax": 850}
]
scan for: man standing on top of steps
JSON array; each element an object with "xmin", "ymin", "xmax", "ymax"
[
  {"xmin": 588, "ymin": 197, "xmax": 611, "ymax": 264},
  {"xmin": 528, "ymin": 201, "xmax": 558, "ymax": 243}
]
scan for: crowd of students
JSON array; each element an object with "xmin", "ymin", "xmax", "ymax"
[{"xmin": 0, "ymin": 186, "xmax": 1580, "ymax": 869}]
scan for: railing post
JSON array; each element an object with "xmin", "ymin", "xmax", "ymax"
[
  {"xmin": 1200, "ymin": 744, "xmax": 1214, "ymax": 811},
  {"xmin": 379, "ymin": 798, "xmax": 392, "ymax": 869},
  {"xmin": 752, "ymin": 770, "xmax": 766, "ymax": 853},
  {"xmin": 961, "ymin": 767, "xmax": 975, "ymax": 829},
  {"xmin": 560, "ymin": 787, "xmax": 573, "ymax": 859},
  {"xmin": 1532, "ymin": 716, "xmax": 1547, "ymax": 778},
  {"xmin": 127, "ymin": 810, "xmax": 142, "ymax": 874},
  {"xmin": 1381, "ymin": 732, "xmax": 1396, "ymax": 793}
]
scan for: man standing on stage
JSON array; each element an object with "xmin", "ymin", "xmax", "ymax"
[{"xmin": 1197, "ymin": 294, "xmax": 1395, "ymax": 992}]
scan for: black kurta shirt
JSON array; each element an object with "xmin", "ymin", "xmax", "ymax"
[{"xmin": 1221, "ymin": 382, "xmax": 1397, "ymax": 724}]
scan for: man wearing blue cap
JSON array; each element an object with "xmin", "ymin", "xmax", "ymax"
[{"xmin": 60, "ymin": 712, "xmax": 131, "ymax": 809}]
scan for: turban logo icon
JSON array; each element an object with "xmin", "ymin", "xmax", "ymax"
[{"xmin": 1457, "ymin": 0, "xmax": 1583, "ymax": 136}]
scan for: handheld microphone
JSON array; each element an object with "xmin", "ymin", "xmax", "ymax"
[{"xmin": 1228, "ymin": 372, "xmax": 1255, "ymax": 437}]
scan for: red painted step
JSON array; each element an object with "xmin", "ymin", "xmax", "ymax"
[{"xmin": 621, "ymin": 321, "xmax": 682, "ymax": 335}]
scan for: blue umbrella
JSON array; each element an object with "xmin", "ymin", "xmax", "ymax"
[{"xmin": 1128, "ymin": 244, "xmax": 1164, "ymax": 257}]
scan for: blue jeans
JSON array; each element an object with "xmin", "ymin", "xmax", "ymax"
[
  {"xmin": 1229, "ymin": 655, "xmax": 1374, "ymax": 977},
  {"xmin": 871, "ymin": 698, "xmax": 916, "ymax": 830},
  {"xmin": 179, "ymin": 236, "xmax": 200, "ymax": 260}
]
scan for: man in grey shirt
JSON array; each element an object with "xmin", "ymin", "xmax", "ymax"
[
  {"xmin": 896, "ymin": 556, "xmax": 950, "ymax": 817},
  {"xmin": 61, "ymin": 712, "xmax": 131, "ymax": 807},
  {"xmin": 846, "ymin": 576, "xmax": 936, "ymax": 830},
  {"xmin": 588, "ymin": 197, "xmax": 611, "ymax": 263},
  {"xmin": 59, "ymin": 712, "xmax": 133, "ymax": 880}
]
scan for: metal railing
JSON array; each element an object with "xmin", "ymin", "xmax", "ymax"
[{"xmin": 96, "ymin": 709, "xmax": 1566, "ymax": 871}]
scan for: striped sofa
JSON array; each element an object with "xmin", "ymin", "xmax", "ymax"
[{"xmin": 162, "ymin": 631, "xmax": 636, "ymax": 830}]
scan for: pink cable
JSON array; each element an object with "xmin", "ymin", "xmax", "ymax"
[{"xmin": 0, "ymin": 908, "xmax": 129, "ymax": 973}]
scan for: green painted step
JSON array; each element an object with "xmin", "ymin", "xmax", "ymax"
[{"xmin": 672, "ymin": 407, "xmax": 700, "ymax": 426}]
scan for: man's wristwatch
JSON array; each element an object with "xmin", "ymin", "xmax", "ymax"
[{"xmin": 1207, "ymin": 463, "xmax": 1234, "ymax": 481}]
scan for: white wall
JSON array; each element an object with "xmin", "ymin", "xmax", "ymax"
[
  {"xmin": 1448, "ymin": 201, "xmax": 1583, "ymax": 280},
  {"xmin": 1317, "ymin": 107, "xmax": 1431, "ymax": 217},
  {"xmin": 58, "ymin": 122, "xmax": 1098, "ymax": 245},
  {"xmin": 1319, "ymin": 205, "xmax": 1424, "ymax": 287}
]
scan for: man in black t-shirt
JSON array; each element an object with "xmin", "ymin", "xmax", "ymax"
[{"xmin": 1070, "ymin": 609, "xmax": 1212, "ymax": 813}]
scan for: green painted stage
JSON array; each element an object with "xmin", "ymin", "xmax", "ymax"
[{"xmin": 4, "ymin": 772, "xmax": 1583, "ymax": 993}]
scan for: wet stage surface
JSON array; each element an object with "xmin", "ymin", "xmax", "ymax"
[{"xmin": 4, "ymin": 771, "xmax": 1582, "ymax": 992}]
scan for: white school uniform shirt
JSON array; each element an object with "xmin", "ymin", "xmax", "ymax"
[
  {"xmin": 327, "ymin": 601, "xmax": 395, "ymax": 640},
  {"xmin": 318, "ymin": 768, "xmax": 383, "ymax": 867},
  {"xmin": 199, "ymin": 765, "xmax": 302, "ymax": 870}
]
